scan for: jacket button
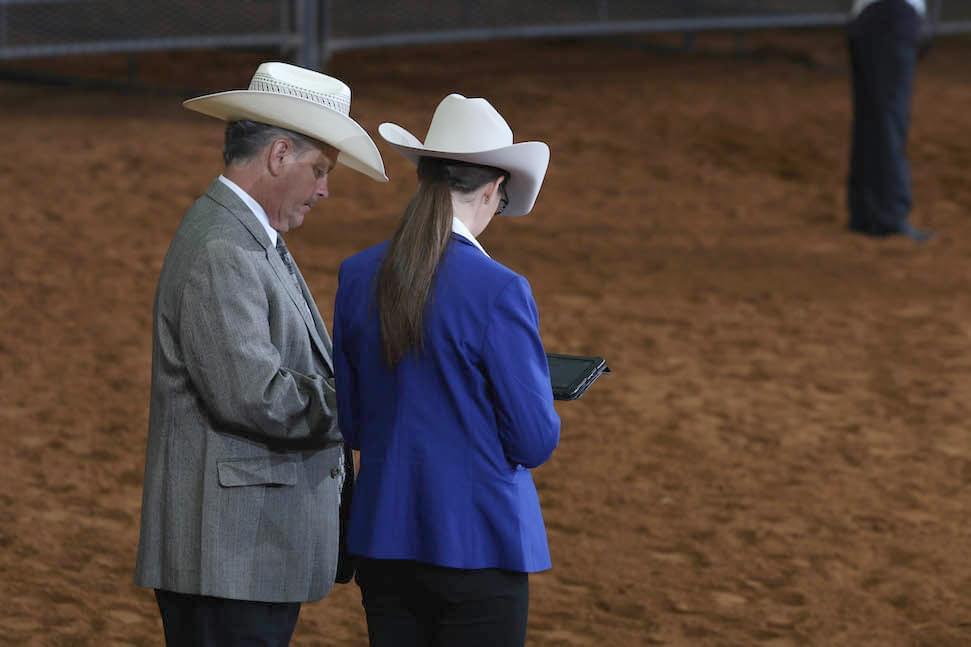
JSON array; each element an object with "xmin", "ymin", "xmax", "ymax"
[{"xmin": 330, "ymin": 467, "xmax": 340, "ymax": 478}]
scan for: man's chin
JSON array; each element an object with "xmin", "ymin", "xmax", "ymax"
[{"xmin": 293, "ymin": 206, "xmax": 312, "ymax": 227}]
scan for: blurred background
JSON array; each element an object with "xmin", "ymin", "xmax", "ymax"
[
  {"xmin": 2, "ymin": 2, "xmax": 971, "ymax": 646},
  {"xmin": 1, "ymin": 0, "xmax": 970, "ymax": 78}
]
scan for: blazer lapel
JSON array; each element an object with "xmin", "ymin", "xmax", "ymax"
[
  {"xmin": 292, "ymin": 264, "xmax": 334, "ymax": 365},
  {"xmin": 207, "ymin": 179, "xmax": 269, "ymax": 249},
  {"xmin": 265, "ymin": 243, "xmax": 335, "ymax": 374},
  {"xmin": 206, "ymin": 180, "xmax": 335, "ymax": 374}
]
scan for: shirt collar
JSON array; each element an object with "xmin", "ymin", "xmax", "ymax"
[
  {"xmin": 451, "ymin": 217, "xmax": 489, "ymax": 258},
  {"xmin": 218, "ymin": 175, "xmax": 278, "ymax": 247}
]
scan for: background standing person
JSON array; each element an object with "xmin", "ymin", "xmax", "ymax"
[
  {"xmin": 134, "ymin": 62, "xmax": 387, "ymax": 646},
  {"xmin": 847, "ymin": 0, "xmax": 933, "ymax": 241},
  {"xmin": 332, "ymin": 94, "xmax": 560, "ymax": 647}
]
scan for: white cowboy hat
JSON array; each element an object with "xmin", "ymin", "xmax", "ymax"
[
  {"xmin": 378, "ymin": 94, "xmax": 550, "ymax": 216},
  {"xmin": 183, "ymin": 62, "xmax": 388, "ymax": 182}
]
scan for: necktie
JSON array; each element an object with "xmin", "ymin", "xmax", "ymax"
[
  {"xmin": 275, "ymin": 236, "xmax": 301, "ymax": 289},
  {"xmin": 274, "ymin": 235, "xmax": 334, "ymax": 360}
]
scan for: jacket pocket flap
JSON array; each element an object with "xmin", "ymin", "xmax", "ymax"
[{"xmin": 217, "ymin": 457, "xmax": 297, "ymax": 487}]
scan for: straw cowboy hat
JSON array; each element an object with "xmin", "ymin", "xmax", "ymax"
[
  {"xmin": 379, "ymin": 94, "xmax": 550, "ymax": 216},
  {"xmin": 183, "ymin": 62, "xmax": 388, "ymax": 182}
]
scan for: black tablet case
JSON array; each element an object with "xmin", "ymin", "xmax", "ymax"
[{"xmin": 546, "ymin": 353, "xmax": 610, "ymax": 400}]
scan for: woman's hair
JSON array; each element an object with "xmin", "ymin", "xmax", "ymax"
[{"xmin": 377, "ymin": 156, "xmax": 508, "ymax": 367}]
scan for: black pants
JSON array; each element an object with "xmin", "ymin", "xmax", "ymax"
[
  {"xmin": 355, "ymin": 559, "xmax": 529, "ymax": 647},
  {"xmin": 154, "ymin": 589, "xmax": 301, "ymax": 647},
  {"xmin": 847, "ymin": 0, "xmax": 921, "ymax": 235}
]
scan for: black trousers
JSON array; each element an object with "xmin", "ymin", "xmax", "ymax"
[
  {"xmin": 847, "ymin": 0, "xmax": 921, "ymax": 235},
  {"xmin": 154, "ymin": 589, "xmax": 301, "ymax": 647},
  {"xmin": 355, "ymin": 559, "xmax": 529, "ymax": 647}
]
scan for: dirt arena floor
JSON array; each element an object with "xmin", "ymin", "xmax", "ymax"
[{"xmin": 2, "ymin": 29, "xmax": 971, "ymax": 646}]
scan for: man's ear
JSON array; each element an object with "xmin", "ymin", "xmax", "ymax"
[{"xmin": 267, "ymin": 138, "xmax": 293, "ymax": 177}]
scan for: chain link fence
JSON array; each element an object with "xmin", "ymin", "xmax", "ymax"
[
  {"xmin": 0, "ymin": 1, "xmax": 968, "ymax": 71},
  {"xmin": 321, "ymin": 0, "xmax": 968, "ymax": 59},
  {"xmin": 0, "ymin": 0, "xmax": 318, "ymax": 64}
]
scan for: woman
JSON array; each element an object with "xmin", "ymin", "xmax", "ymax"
[{"xmin": 332, "ymin": 94, "xmax": 560, "ymax": 647}]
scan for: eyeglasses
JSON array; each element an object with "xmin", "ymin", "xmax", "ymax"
[{"xmin": 496, "ymin": 182, "xmax": 509, "ymax": 215}]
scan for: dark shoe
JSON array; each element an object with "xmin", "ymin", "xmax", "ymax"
[
  {"xmin": 899, "ymin": 223, "xmax": 934, "ymax": 242},
  {"xmin": 846, "ymin": 222, "xmax": 934, "ymax": 241}
]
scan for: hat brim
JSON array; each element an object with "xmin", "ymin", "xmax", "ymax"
[
  {"xmin": 378, "ymin": 122, "xmax": 549, "ymax": 217},
  {"xmin": 184, "ymin": 90, "xmax": 388, "ymax": 182}
]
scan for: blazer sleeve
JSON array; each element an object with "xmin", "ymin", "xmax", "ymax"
[
  {"xmin": 482, "ymin": 275, "xmax": 560, "ymax": 468},
  {"xmin": 178, "ymin": 238, "xmax": 337, "ymax": 443},
  {"xmin": 333, "ymin": 264, "xmax": 361, "ymax": 450}
]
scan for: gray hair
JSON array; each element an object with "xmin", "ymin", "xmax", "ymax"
[{"xmin": 223, "ymin": 120, "xmax": 318, "ymax": 165}]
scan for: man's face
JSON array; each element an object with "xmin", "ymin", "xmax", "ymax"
[{"xmin": 269, "ymin": 141, "xmax": 339, "ymax": 233}]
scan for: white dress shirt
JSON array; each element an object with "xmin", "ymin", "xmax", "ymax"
[
  {"xmin": 451, "ymin": 217, "xmax": 490, "ymax": 258},
  {"xmin": 852, "ymin": 0, "xmax": 925, "ymax": 17},
  {"xmin": 218, "ymin": 175, "xmax": 278, "ymax": 247}
]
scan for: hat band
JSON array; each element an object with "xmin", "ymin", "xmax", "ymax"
[{"xmin": 248, "ymin": 72, "xmax": 351, "ymax": 116}]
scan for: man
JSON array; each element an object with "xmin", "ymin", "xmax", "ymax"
[
  {"xmin": 134, "ymin": 62, "xmax": 388, "ymax": 645},
  {"xmin": 847, "ymin": 0, "xmax": 933, "ymax": 241}
]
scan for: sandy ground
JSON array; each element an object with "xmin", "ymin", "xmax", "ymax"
[{"xmin": 1, "ymin": 29, "xmax": 971, "ymax": 646}]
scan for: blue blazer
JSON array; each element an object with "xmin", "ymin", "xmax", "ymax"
[{"xmin": 333, "ymin": 233, "xmax": 560, "ymax": 573}]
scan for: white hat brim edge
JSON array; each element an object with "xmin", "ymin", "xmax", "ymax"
[
  {"xmin": 184, "ymin": 90, "xmax": 389, "ymax": 182},
  {"xmin": 378, "ymin": 122, "xmax": 550, "ymax": 217}
]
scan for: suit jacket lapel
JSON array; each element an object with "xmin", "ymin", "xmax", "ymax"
[
  {"xmin": 266, "ymin": 242, "xmax": 335, "ymax": 375},
  {"xmin": 207, "ymin": 179, "xmax": 269, "ymax": 247},
  {"xmin": 292, "ymin": 264, "xmax": 334, "ymax": 362},
  {"xmin": 206, "ymin": 180, "xmax": 335, "ymax": 374}
]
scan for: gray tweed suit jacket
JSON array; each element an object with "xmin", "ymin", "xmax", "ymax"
[{"xmin": 134, "ymin": 179, "xmax": 346, "ymax": 603}]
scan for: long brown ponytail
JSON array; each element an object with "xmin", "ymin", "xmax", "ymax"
[{"xmin": 377, "ymin": 156, "xmax": 507, "ymax": 366}]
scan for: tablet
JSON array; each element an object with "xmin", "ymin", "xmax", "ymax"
[{"xmin": 546, "ymin": 353, "xmax": 610, "ymax": 401}]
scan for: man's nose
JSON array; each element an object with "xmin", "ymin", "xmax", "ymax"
[{"xmin": 316, "ymin": 174, "xmax": 329, "ymax": 199}]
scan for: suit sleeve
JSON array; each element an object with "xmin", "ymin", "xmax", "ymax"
[
  {"xmin": 178, "ymin": 239, "xmax": 337, "ymax": 443},
  {"xmin": 482, "ymin": 275, "xmax": 560, "ymax": 468},
  {"xmin": 333, "ymin": 263, "xmax": 361, "ymax": 450}
]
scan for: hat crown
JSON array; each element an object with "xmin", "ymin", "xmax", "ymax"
[
  {"xmin": 422, "ymin": 94, "xmax": 514, "ymax": 154},
  {"xmin": 247, "ymin": 62, "xmax": 351, "ymax": 117}
]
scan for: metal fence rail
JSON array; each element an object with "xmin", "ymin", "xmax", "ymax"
[
  {"xmin": 319, "ymin": 0, "xmax": 968, "ymax": 63},
  {"xmin": 322, "ymin": 13, "xmax": 850, "ymax": 54},
  {"xmin": 0, "ymin": 0, "xmax": 323, "ymax": 67},
  {"xmin": 0, "ymin": 1, "xmax": 968, "ymax": 72}
]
